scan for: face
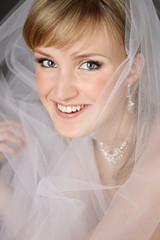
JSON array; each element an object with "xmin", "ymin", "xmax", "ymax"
[{"xmin": 34, "ymin": 28, "xmax": 126, "ymax": 138}]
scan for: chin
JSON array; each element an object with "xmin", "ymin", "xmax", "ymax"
[
  {"xmin": 56, "ymin": 129, "xmax": 81, "ymax": 139},
  {"xmin": 54, "ymin": 125, "xmax": 88, "ymax": 139}
]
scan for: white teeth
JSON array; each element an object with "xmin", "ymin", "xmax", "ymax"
[
  {"xmin": 77, "ymin": 106, "xmax": 80, "ymax": 111},
  {"xmin": 58, "ymin": 104, "xmax": 62, "ymax": 111},
  {"xmin": 57, "ymin": 104, "xmax": 85, "ymax": 113},
  {"xmin": 72, "ymin": 106, "xmax": 76, "ymax": 112},
  {"xmin": 67, "ymin": 106, "xmax": 72, "ymax": 113},
  {"xmin": 62, "ymin": 106, "xmax": 66, "ymax": 112}
]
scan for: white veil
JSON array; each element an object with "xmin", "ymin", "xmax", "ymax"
[{"xmin": 0, "ymin": 0, "xmax": 160, "ymax": 239}]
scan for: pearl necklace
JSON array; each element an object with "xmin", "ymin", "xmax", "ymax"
[{"xmin": 98, "ymin": 121, "xmax": 135, "ymax": 164}]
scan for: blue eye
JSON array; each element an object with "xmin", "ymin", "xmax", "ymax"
[
  {"xmin": 35, "ymin": 58, "xmax": 57, "ymax": 68},
  {"xmin": 80, "ymin": 61, "xmax": 102, "ymax": 70}
]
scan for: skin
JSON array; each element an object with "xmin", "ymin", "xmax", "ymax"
[
  {"xmin": 34, "ymin": 28, "xmax": 127, "ymax": 138},
  {"xmin": 0, "ymin": 120, "xmax": 25, "ymax": 161}
]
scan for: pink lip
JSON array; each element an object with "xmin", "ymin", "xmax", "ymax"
[{"xmin": 51, "ymin": 101, "xmax": 91, "ymax": 119}]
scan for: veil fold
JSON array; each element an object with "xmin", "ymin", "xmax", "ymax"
[{"xmin": 0, "ymin": 0, "xmax": 160, "ymax": 239}]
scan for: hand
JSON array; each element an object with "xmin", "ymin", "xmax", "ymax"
[{"xmin": 0, "ymin": 120, "xmax": 26, "ymax": 161}]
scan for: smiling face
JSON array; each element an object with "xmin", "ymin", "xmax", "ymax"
[{"xmin": 34, "ymin": 28, "xmax": 126, "ymax": 138}]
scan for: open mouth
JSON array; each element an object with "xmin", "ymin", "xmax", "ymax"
[{"xmin": 57, "ymin": 104, "xmax": 85, "ymax": 113}]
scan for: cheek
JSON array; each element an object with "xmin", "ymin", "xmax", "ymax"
[
  {"xmin": 82, "ymin": 73, "xmax": 112, "ymax": 101},
  {"xmin": 36, "ymin": 70, "xmax": 53, "ymax": 98}
]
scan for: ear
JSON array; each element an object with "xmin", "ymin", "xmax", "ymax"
[{"xmin": 126, "ymin": 53, "xmax": 145, "ymax": 85}]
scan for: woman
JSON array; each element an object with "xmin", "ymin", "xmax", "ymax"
[{"xmin": 0, "ymin": 0, "xmax": 159, "ymax": 239}]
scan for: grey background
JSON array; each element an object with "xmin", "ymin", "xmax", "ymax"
[
  {"xmin": 0, "ymin": 0, "xmax": 21, "ymax": 21},
  {"xmin": 0, "ymin": 0, "xmax": 160, "ymax": 21}
]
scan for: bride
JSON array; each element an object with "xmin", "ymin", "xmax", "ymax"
[{"xmin": 0, "ymin": 0, "xmax": 160, "ymax": 239}]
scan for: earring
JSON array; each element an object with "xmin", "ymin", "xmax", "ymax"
[{"xmin": 127, "ymin": 84, "xmax": 134, "ymax": 113}]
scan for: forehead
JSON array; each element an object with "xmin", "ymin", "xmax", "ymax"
[
  {"xmin": 36, "ymin": 26, "xmax": 124, "ymax": 58},
  {"xmin": 67, "ymin": 28, "xmax": 112, "ymax": 57}
]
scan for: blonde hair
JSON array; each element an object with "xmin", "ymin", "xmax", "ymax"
[{"xmin": 23, "ymin": 0, "xmax": 126, "ymax": 50}]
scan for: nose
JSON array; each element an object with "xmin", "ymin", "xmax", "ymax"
[{"xmin": 54, "ymin": 70, "xmax": 78, "ymax": 102}]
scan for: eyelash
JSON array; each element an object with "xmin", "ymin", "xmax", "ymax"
[
  {"xmin": 34, "ymin": 58, "xmax": 102, "ymax": 70},
  {"xmin": 81, "ymin": 61, "xmax": 102, "ymax": 70},
  {"xmin": 34, "ymin": 58, "xmax": 56, "ymax": 68}
]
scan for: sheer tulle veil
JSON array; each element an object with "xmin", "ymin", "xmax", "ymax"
[{"xmin": 0, "ymin": 0, "xmax": 160, "ymax": 239}]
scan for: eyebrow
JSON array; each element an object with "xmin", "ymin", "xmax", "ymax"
[
  {"xmin": 34, "ymin": 49, "xmax": 110, "ymax": 60},
  {"xmin": 72, "ymin": 53, "xmax": 109, "ymax": 60},
  {"xmin": 34, "ymin": 50, "xmax": 53, "ymax": 58}
]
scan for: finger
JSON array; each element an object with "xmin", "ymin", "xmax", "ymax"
[
  {"xmin": 8, "ymin": 119, "xmax": 24, "ymax": 129},
  {"xmin": 0, "ymin": 144, "xmax": 18, "ymax": 155},
  {"xmin": 8, "ymin": 126, "xmax": 26, "ymax": 143},
  {"xmin": 0, "ymin": 153, "xmax": 5, "ymax": 162},
  {"xmin": 0, "ymin": 119, "xmax": 22, "ymax": 128},
  {"xmin": 0, "ymin": 121, "xmax": 8, "ymax": 127},
  {"xmin": 0, "ymin": 124, "xmax": 26, "ymax": 143},
  {"xmin": 0, "ymin": 131, "xmax": 25, "ymax": 148}
]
